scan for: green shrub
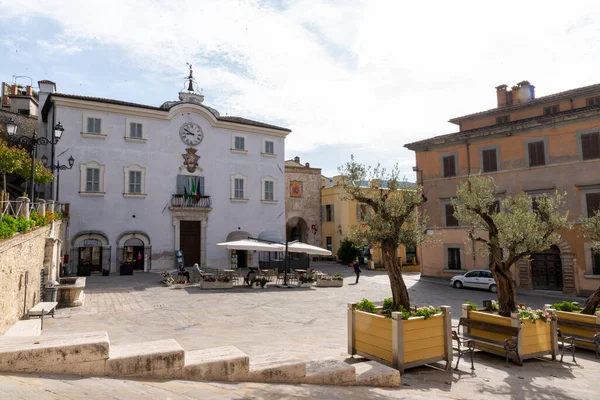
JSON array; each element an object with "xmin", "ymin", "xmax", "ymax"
[
  {"xmin": 337, "ymin": 238, "xmax": 361, "ymax": 265},
  {"xmin": 412, "ymin": 306, "xmax": 440, "ymax": 320},
  {"xmin": 552, "ymin": 301, "xmax": 581, "ymax": 312},
  {"xmin": 465, "ymin": 301, "xmax": 478, "ymax": 311},
  {"xmin": 356, "ymin": 298, "xmax": 377, "ymax": 314},
  {"xmin": 15, "ymin": 216, "xmax": 34, "ymax": 233},
  {"xmin": 332, "ymin": 273, "xmax": 344, "ymax": 280}
]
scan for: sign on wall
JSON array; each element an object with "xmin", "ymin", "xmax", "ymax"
[{"xmin": 290, "ymin": 181, "xmax": 303, "ymax": 197}]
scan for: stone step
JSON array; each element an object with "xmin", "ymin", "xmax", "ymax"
[
  {"xmin": 106, "ymin": 339, "xmax": 184, "ymax": 378},
  {"xmin": 0, "ymin": 331, "xmax": 109, "ymax": 375},
  {"xmin": 3, "ymin": 319, "xmax": 42, "ymax": 337},
  {"xmin": 246, "ymin": 352, "xmax": 306, "ymax": 383},
  {"xmin": 301, "ymin": 358, "xmax": 356, "ymax": 385},
  {"xmin": 349, "ymin": 361, "xmax": 400, "ymax": 387},
  {"xmin": 183, "ymin": 346, "xmax": 249, "ymax": 381}
]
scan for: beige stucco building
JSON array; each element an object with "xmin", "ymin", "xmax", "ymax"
[{"xmin": 405, "ymin": 80, "xmax": 600, "ymax": 295}]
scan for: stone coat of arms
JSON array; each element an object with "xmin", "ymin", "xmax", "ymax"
[{"xmin": 182, "ymin": 147, "xmax": 200, "ymax": 172}]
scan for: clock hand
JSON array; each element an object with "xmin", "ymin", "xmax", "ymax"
[{"xmin": 183, "ymin": 128, "xmax": 194, "ymax": 135}]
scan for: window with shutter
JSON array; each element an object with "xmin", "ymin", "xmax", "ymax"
[
  {"xmin": 87, "ymin": 117, "xmax": 101, "ymax": 134},
  {"xmin": 443, "ymin": 155, "xmax": 456, "ymax": 177},
  {"xmin": 528, "ymin": 141, "xmax": 546, "ymax": 166},
  {"xmin": 581, "ymin": 132, "xmax": 600, "ymax": 160},
  {"xmin": 586, "ymin": 193, "xmax": 600, "ymax": 217},
  {"xmin": 445, "ymin": 204, "xmax": 459, "ymax": 226},
  {"xmin": 482, "ymin": 149, "xmax": 497, "ymax": 172}
]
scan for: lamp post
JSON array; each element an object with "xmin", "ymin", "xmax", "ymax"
[
  {"xmin": 41, "ymin": 154, "xmax": 74, "ymax": 202},
  {"xmin": 3, "ymin": 118, "xmax": 64, "ymax": 201}
]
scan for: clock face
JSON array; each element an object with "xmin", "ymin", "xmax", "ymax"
[{"xmin": 179, "ymin": 122, "xmax": 204, "ymax": 146}]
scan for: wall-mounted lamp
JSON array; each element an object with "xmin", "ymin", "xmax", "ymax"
[{"xmin": 412, "ymin": 166, "xmax": 418, "ymax": 172}]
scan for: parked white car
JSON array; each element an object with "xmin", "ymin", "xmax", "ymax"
[{"xmin": 450, "ymin": 270, "xmax": 497, "ymax": 292}]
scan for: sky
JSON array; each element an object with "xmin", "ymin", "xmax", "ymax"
[{"xmin": 1, "ymin": 0, "xmax": 600, "ymax": 179}]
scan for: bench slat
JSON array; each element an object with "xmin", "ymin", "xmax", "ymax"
[
  {"xmin": 29, "ymin": 302, "xmax": 58, "ymax": 313},
  {"xmin": 559, "ymin": 319, "xmax": 600, "ymax": 331},
  {"xmin": 459, "ymin": 318, "xmax": 519, "ymax": 336}
]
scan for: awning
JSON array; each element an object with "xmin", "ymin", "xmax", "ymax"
[
  {"xmin": 217, "ymin": 239, "xmax": 284, "ymax": 252},
  {"xmin": 286, "ymin": 241, "xmax": 332, "ymax": 256}
]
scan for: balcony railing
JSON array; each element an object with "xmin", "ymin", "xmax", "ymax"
[{"xmin": 171, "ymin": 194, "xmax": 212, "ymax": 208}]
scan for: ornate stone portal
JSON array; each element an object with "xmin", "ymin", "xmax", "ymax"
[{"xmin": 170, "ymin": 207, "xmax": 211, "ymax": 268}]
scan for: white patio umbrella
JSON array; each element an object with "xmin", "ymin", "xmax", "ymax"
[
  {"xmin": 286, "ymin": 240, "xmax": 332, "ymax": 256},
  {"xmin": 216, "ymin": 239, "xmax": 285, "ymax": 252}
]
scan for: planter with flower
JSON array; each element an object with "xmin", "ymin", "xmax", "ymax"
[
  {"xmin": 200, "ymin": 274, "xmax": 233, "ymax": 290},
  {"xmin": 459, "ymin": 300, "xmax": 558, "ymax": 364},
  {"xmin": 316, "ymin": 273, "xmax": 344, "ymax": 287},
  {"xmin": 298, "ymin": 272, "xmax": 314, "ymax": 288},
  {"xmin": 545, "ymin": 301, "xmax": 600, "ymax": 357},
  {"xmin": 173, "ymin": 278, "xmax": 188, "ymax": 289},
  {"xmin": 348, "ymin": 298, "xmax": 452, "ymax": 372}
]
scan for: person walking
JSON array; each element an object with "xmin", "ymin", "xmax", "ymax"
[{"xmin": 353, "ymin": 262, "xmax": 362, "ymax": 284}]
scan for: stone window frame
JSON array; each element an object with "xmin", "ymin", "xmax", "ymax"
[
  {"xmin": 125, "ymin": 118, "xmax": 147, "ymax": 143},
  {"xmin": 478, "ymin": 144, "xmax": 500, "ymax": 173},
  {"xmin": 583, "ymin": 242, "xmax": 600, "ymax": 278},
  {"xmin": 123, "ymin": 164, "xmax": 147, "ymax": 198},
  {"xmin": 261, "ymin": 175, "xmax": 277, "ymax": 204},
  {"xmin": 576, "ymin": 182, "xmax": 600, "ymax": 218},
  {"xmin": 231, "ymin": 134, "xmax": 248, "ymax": 154},
  {"xmin": 439, "ymin": 151, "xmax": 458, "ymax": 178},
  {"xmin": 443, "ymin": 243, "xmax": 466, "ymax": 273},
  {"xmin": 81, "ymin": 112, "xmax": 106, "ymax": 139},
  {"xmin": 230, "ymin": 173, "xmax": 248, "ymax": 202},
  {"xmin": 575, "ymin": 127, "xmax": 600, "ymax": 161},
  {"xmin": 79, "ymin": 160, "xmax": 105, "ymax": 196},
  {"xmin": 523, "ymin": 136, "xmax": 550, "ymax": 168}
]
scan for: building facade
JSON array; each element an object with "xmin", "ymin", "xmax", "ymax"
[
  {"xmin": 321, "ymin": 176, "xmax": 415, "ymax": 266},
  {"xmin": 405, "ymin": 81, "xmax": 600, "ymax": 295},
  {"xmin": 284, "ymin": 156, "xmax": 322, "ymax": 246},
  {"xmin": 37, "ymin": 80, "xmax": 290, "ymax": 273}
]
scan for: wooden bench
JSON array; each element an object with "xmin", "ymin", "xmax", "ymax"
[
  {"xmin": 452, "ymin": 317, "xmax": 520, "ymax": 369},
  {"xmin": 557, "ymin": 320, "xmax": 600, "ymax": 362},
  {"xmin": 27, "ymin": 302, "xmax": 58, "ymax": 330}
]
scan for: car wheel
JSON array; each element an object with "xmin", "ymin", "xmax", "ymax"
[
  {"xmin": 453, "ymin": 281, "xmax": 463, "ymax": 289},
  {"xmin": 489, "ymin": 284, "xmax": 497, "ymax": 293}
]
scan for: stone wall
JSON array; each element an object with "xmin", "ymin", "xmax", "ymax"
[
  {"xmin": 0, "ymin": 220, "xmax": 66, "ymax": 334},
  {"xmin": 285, "ymin": 161, "xmax": 322, "ymax": 246}
]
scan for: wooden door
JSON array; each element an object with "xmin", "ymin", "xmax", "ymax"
[
  {"xmin": 180, "ymin": 221, "xmax": 201, "ymax": 267},
  {"xmin": 531, "ymin": 247, "xmax": 563, "ymax": 291}
]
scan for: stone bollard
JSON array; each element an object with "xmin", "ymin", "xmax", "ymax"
[
  {"xmin": 17, "ymin": 196, "xmax": 30, "ymax": 220},
  {"xmin": 38, "ymin": 199, "xmax": 46, "ymax": 216}
]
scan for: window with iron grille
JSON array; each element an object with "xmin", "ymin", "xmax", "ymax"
[
  {"xmin": 129, "ymin": 171, "xmax": 142, "ymax": 194},
  {"xmin": 528, "ymin": 140, "xmax": 546, "ymax": 167},
  {"xmin": 87, "ymin": 117, "xmax": 101, "ymax": 134},
  {"xmin": 581, "ymin": 132, "xmax": 600, "ymax": 160},
  {"xmin": 447, "ymin": 248, "xmax": 461, "ymax": 270},
  {"xmin": 543, "ymin": 105, "xmax": 559, "ymax": 115},
  {"xmin": 86, "ymin": 168, "xmax": 100, "ymax": 192},
  {"xmin": 481, "ymin": 148, "xmax": 498, "ymax": 172},
  {"xmin": 445, "ymin": 204, "xmax": 459, "ymax": 227},
  {"xmin": 234, "ymin": 136, "xmax": 245, "ymax": 150},
  {"xmin": 442, "ymin": 155, "xmax": 456, "ymax": 177},
  {"xmin": 130, "ymin": 123, "xmax": 143, "ymax": 138}
]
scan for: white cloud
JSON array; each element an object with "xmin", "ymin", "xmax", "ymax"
[{"xmin": 2, "ymin": 0, "xmax": 600, "ymax": 176}]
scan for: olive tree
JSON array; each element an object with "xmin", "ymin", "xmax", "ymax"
[
  {"xmin": 581, "ymin": 211, "xmax": 600, "ymax": 314},
  {"xmin": 452, "ymin": 175, "xmax": 571, "ymax": 317},
  {"xmin": 338, "ymin": 156, "xmax": 427, "ymax": 311}
]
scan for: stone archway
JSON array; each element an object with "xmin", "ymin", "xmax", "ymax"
[
  {"xmin": 117, "ymin": 231, "xmax": 152, "ymax": 272},
  {"xmin": 518, "ymin": 236, "xmax": 576, "ymax": 294},
  {"xmin": 286, "ymin": 216, "xmax": 308, "ymax": 242},
  {"xmin": 70, "ymin": 231, "xmax": 110, "ymax": 274}
]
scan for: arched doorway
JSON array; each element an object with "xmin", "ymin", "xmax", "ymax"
[
  {"xmin": 116, "ymin": 231, "xmax": 152, "ymax": 272},
  {"xmin": 226, "ymin": 231, "xmax": 251, "ymax": 269},
  {"xmin": 286, "ymin": 217, "xmax": 308, "ymax": 242},
  {"xmin": 531, "ymin": 245, "xmax": 563, "ymax": 291},
  {"xmin": 71, "ymin": 231, "xmax": 110, "ymax": 275}
]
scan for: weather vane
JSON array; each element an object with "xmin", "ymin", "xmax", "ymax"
[{"xmin": 183, "ymin": 62, "xmax": 202, "ymax": 94}]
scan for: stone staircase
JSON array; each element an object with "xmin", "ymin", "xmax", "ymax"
[{"xmin": 0, "ymin": 331, "xmax": 399, "ymax": 387}]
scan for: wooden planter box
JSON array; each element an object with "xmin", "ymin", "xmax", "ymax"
[
  {"xmin": 553, "ymin": 310, "xmax": 600, "ymax": 352},
  {"xmin": 200, "ymin": 281, "xmax": 234, "ymax": 290},
  {"xmin": 348, "ymin": 303, "xmax": 452, "ymax": 372},
  {"xmin": 462, "ymin": 305, "xmax": 557, "ymax": 362},
  {"xmin": 316, "ymin": 279, "xmax": 343, "ymax": 287}
]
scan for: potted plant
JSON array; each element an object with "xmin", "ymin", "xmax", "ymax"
[
  {"xmin": 316, "ymin": 273, "xmax": 344, "ymax": 287},
  {"xmin": 298, "ymin": 272, "xmax": 314, "ymax": 288},
  {"xmin": 348, "ymin": 298, "xmax": 452, "ymax": 372},
  {"xmin": 173, "ymin": 278, "xmax": 187, "ymax": 289}
]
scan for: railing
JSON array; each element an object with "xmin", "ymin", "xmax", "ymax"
[
  {"xmin": 1, "ymin": 200, "xmax": 25, "ymax": 217},
  {"xmin": 1, "ymin": 198, "xmax": 68, "ymax": 219},
  {"xmin": 171, "ymin": 194, "xmax": 212, "ymax": 208}
]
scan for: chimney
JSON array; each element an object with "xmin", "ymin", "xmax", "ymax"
[
  {"xmin": 294, "ymin": 156, "xmax": 300, "ymax": 163},
  {"xmin": 305, "ymin": 162, "xmax": 310, "ymax": 168},
  {"xmin": 495, "ymin": 84, "xmax": 509, "ymax": 107},
  {"xmin": 511, "ymin": 85, "xmax": 520, "ymax": 105},
  {"xmin": 26, "ymin": 85, "xmax": 33, "ymax": 96},
  {"xmin": 10, "ymin": 84, "xmax": 18, "ymax": 95},
  {"xmin": 509, "ymin": 81, "xmax": 536, "ymax": 105}
]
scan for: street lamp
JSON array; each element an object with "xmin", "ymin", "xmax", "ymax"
[
  {"xmin": 4, "ymin": 120, "xmax": 65, "ymax": 202},
  {"xmin": 41, "ymin": 154, "xmax": 75, "ymax": 202}
]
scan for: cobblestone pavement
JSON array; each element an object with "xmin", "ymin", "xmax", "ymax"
[{"xmin": 7, "ymin": 262, "xmax": 598, "ymax": 399}]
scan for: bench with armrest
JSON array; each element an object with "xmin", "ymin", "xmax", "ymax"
[
  {"xmin": 452, "ymin": 317, "xmax": 521, "ymax": 369},
  {"xmin": 556, "ymin": 319, "xmax": 600, "ymax": 362}
]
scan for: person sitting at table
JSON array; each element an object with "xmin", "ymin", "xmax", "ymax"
[{"xmin": 178, "ymin": 264, "xmax": 190, "ymax": 282}]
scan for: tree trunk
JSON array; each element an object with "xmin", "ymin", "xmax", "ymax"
[
  {"xmin": 491, "ymin": 263, "xmax": 517, "ymax": 317},
  {"xmin": 381, "ymin": 242, "xmax": 410, "ymax": 311},
  {"xmin": 581, "ymin": 285, "xmax": 600, "ymax": 315}
]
